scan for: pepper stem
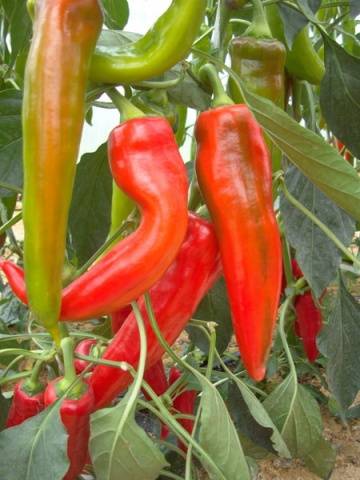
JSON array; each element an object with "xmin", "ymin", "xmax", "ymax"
[
  {"xmin": 22, "ymin": 360, "xmax": 43, "ymax": 395},
  {"xmin": 245, "ymin": 0, "xmax": 272, "ymax": 39},
  {"xmin": 57, "ymin": 337, "xmax": 84, "ymax": 398},
  {"xmin": 107, "ymin": 88, "xmax": 145, "ymax": 121},
  {"xmin": 199, "ymin": 64, "xmax": 233, "ymax": 108}
]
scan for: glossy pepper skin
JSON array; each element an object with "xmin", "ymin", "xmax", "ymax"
[
  {"xmin": 44, "ymin": 379, "xmax": 94, "ymax": 480},
  {"xmin": 229, "ymin": 37, "xmax": 286, "ymax": 108},
  {"xmin": 291, "ymin": 260, "xmax": 322, "ymax": 363},
  {"xmin": 111, "ymin": 305, "xmax": 133, "ymax": 334},
  {"xmin": 229, "ymin": 37, "xmax": 286, "ymax": 170},
  {"xmin": 6, "ymin": 382, "xmax": 44, "ymax": 428},
  {"xmin": 89, "ymin": 213, "xmax": 221, "ymax": 409},
  {"xmin": 90, "ymin": 0, "xmax": 206, "ymax": 84},
  {"xmin": 169, "ymin": 367, "xmax": 197, "ymax": 451},
  {"xmin": 74, "ymin": 339, "xmax": 98, "ymax": 374},
  {"xmin": 3, "ymin": 118, "xmax": 189, "ymax": 321},
  {"xmin": 195, "ymin": 104, "xmax": 282, "ymax": 381},
  {"xmin": 60, "ymin": 117, "xmax": 188, "ymax": 320},
  {"xmin": 22, "ymin": 0, "xmax": 102, "ymax": 343},
  {"xmin": 266, "ymin": 4, "xmax": 324, "ymax": 85},
  {"xmin": 142, "ymin": 359, "xmax": 169, "ymax": 401}
]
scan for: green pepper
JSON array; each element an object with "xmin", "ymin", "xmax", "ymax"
[
  {"xmin": 229, "ymin": 0, "xmax": 286, "ymax": 171},
  {"xmin": 90, "ymin": 0, "xmax": 206, "ymax": 85},
  {"xmin": 22, "ymin": 0, "xmax": 102, "ymax": 344},
  {"xmin": 266, "ymin": 4, "xmax": 324, "ymax": 85}
]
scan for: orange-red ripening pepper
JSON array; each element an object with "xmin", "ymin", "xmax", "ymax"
[{"xmin": 195, "ymin": 104, "xmax": 282, "ymax": 381}]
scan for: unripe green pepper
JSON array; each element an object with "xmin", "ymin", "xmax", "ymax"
[
  {"xmin": 23, "ymin": 0, "xmax": 103, "ymax": 344},
  {"xmin": 229, "ymin": 0, "xmax": 286, "ymax": 171},
  {"xmin": 266, "ymin": 4, "xmax": 324, "ymax": 85}
]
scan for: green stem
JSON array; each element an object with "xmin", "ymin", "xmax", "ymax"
[
  {"xmin": 57, "ymin": 337, "xmax": 84, "ymax": 397},
  {"xmin": 230, "ymin": 18, "xmax": 252, "ymax": 26},
  {"xmin": 159, "ymin": 472, "xmax": 184, "ymax": 480},
  {"xmin": 246, "ymin": 0, "xmax": 272, "ymax": 38},
  {"xmin": 0, "ymin": 371, "xmax": 31, "ymax": 387},
  {"xmin": 0, "ymin": 181, "xmax": 22, "ymax": 194},
  {"xmin": 22, "ymin": 360, "xmax": 44, "ymax": 395},
  {"xmin": 0, "ymin": 212, "xmax": 22, "ymax": 236},
  {"xmin": 281, "ymin": 180, "xmax": 360, "ymax": 268},
  {"xmin": 278, "ymin": 296, "xmax": 297, "ymax": 379},
  {"xmin": 193, "ymin": 26, "xmax": 215, "ymax": 46},
  {"xmin": 74, "ymin": 220, "xmax": 133, "ymax": 278},
  {"xmin": 133, "ymin": 73, "xmax": 185, "ymax": 90},
  {"xmin": 199, "ymin": 63, "xmax": 233, "ymax": 108},
  {"xmin": 107, "ymin": 88, "xmax": 145, "ymax": 121}
]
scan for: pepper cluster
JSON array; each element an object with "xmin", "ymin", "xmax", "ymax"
[{"xmin": 0, "ymin": 0, "xmax": 328, "ymax": 477}]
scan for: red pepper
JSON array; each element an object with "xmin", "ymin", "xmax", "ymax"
[
  {"xmin": 6, "ymin": 381, "xmax": 44, "ymax": 428},
  {"xmin": 142, "ymin": 359, "xmax": 169, "ymax": 401},
  {"xmin": 335, "ymin": 138, "xmax": 352, "ymax": 163},
  {"xmin": 168, "ymin": 367, "xmax": 197, "ymax": 451},
  {"xmin": 0, "ymin": 117, "xmax": 188, "ymax": 321},
  {"xmin": 74, "ymin": 339, "xmax": 98, "ymax": 374},
  {"xmin": 89, "ymin": 213, "xmax": 221, "ymax": 409},
  {"xmin": 291, "ymin": 260, "xmax": 322, "ymax": 362},
  {"xmin": 195, "ymin": 99, "xmax": 282, "ymax": 381},
  {"xmin": 111, "ymin": 305, "xmax": 132, "ymax": 334},
  {"xmin": 44, "ymin": 379, "xmax": 94, "ymax": 480}
]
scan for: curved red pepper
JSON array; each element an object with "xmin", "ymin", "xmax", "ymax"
[
  {"xmin": 195, "ymin": 104, "xmax": 282, "ymax": 381},
  {"xmin": 89, "ymin": 213, "xmax": 221, "ymax": 409},
  {"xmin": 74, "ymin": 339, "xmax": 98, "ymax": 374},
  {"xmin": 44, "ymin": 379, "xmax": 94, "ymax": 480},
  {"xmin": 6, "ymin": 382, "xmax": 44, "ymax": 428},
  {"xmin": 168, "ymin": 367, "xmax": 197, "ymax": 451},
  {"xmin": 0, "ymin": 117, "xmax": 188, "ymax": 321}
]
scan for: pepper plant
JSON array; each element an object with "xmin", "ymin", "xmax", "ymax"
[{"xmin": 0, "ymin": 1, "xmax": 359, "ymax": 479}]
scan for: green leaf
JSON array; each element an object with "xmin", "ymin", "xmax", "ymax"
[
  {"xmin": 278, "ymin": 4, "xmax": 308, "ymax": 48},
  {"xmin": 0, "ymin": 284, "xmax": 28, "ymax": 328},
  {"xmin": 242, "ymin": 87, "xmax": 360, "ymax": 222},
  {"xmin": 96, "ymin": 29, "xmax": 140, "ymax": 52},
  {"xmin": 101, "ymin": 0, "xmax": 129, "ymax": 31},
  {"xmin": 90, "ymin": 391, "xmax": 168, "ymax": 480},
  {"xmin": 0, "ymin": 390, "xmax": 11, "ymax": 432},
  {"xmin": 263, "ymin": 375, "xmax": 335, "ymax": 478},
  {"xmin": 320, "ymin": 35, "xmax": 360, "ymax": 159},
  {"xmin": 187, "ymin": 278, "xmax": 233, "ymax": 355},
  {"xmin": 68, "ymin": 143, "xmax": 112, "ymax": 265},
  {"xmin": 227, "ymin": 379, "xmax": 290, "ymax": 458},
  {"xmin": 350, "ymin": 0, "xmax": 360, "ymax": 17},
  {"xmin": 303, "ymin": 435, "xmax": 336, "ymax": 479},
  {"xmin": 0, "ymin": 318, "xmax": 28, "ymax": 364},
  {"xmin": 0, "ymin": 404, "xmax": 69, "ymax": 480},
  {"xmin": 280, "ymin": 165, "xmax": 355, "ymax": 297},
  {"xmin": 0, "ymin": 89, "xmax": 23, "ymax": 197},
  {"xmin": 1, "ymin": 0, "xmax": 32, "ymax": 64},
  {"xmin": 197, "ymin": 376, "xmax": 251, "ymax": 480},
  {"xmin": 318, "ymin": 276, "xmax": 360, "ymax": 411}
]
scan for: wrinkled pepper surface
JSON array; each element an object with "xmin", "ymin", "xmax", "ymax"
[
  {"xmin": 89, "ymin": 213, "xmax": 221, "ymax": 409},
  {"xmin": 90, "ymin": 0, "xmax": 206, "ymax": 84},
  {"xmin": 195, "ymin": 101, "xmax": 282, "ymax": 381},
  {"xmin": 6, "ymin": 381, "xmax": 44, "ymax": 428},
  {"xmin": 22, "ymin": 0, "xmax": 102, "ymax": 343}
]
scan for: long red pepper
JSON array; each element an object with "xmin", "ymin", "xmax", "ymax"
[
  {"xmin": 0, "ymin": 117, "xmax": 188, "ymax": 321},
  {"xmin": 195, "ymin": 65, "xmax": 282, "ymax": 381},
  {"xmin": 89, "ymin": 213, "xmax": 221, "ymax": 409}
]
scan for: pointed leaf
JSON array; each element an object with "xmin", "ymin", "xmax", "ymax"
[
  {"xmin": 0, "ymin": 404, "xmax": 69, "ymax": 480},
  {"xmin": 242, "ymin": 87, "xmax": 360, "ymax": 222},
  {"xmin": 197, "ymin": 376, "xmax": 251, "ymax": 480},
  {"xmin": 264, "ymin": 375, "xmax": 336, "ymax": 478},
  {"xmin": 228, "ymin": 379, "xmax": 290, "ymax": 458},
  {"xmin": 68, "ymin": 143, "xmax": 112, "ymax": 265},
  {"xmin": 90, "ymin": 392, "xmax": 168, "ymax": 480},
  {"xmin": 280, "ymin": 165, "xmax": 355, "ymax": 297},
  {"xmin": 318, "ymin": 276, "xmax": 360, "ymax": 410},
  {"xmin": 320, "ymin": 35, "xmax": 360, "ymax": 159}
]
